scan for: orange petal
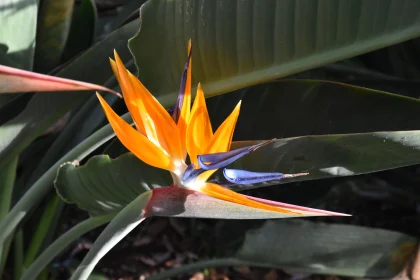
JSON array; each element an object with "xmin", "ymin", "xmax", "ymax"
[
  {"xmin": 109, "ymin": 57, "xmax": 145, "ymax": 133},
  {"xmin": 186, "ymin": 83, "xmax": 213, "ymax": 165},
  {"xmin": 114, "ymin": 51, "xmax": 182, "ymax": 162},
  {"xmin": 206, "ymin": 101, "xmax": 241, "ymax": 154},
  {"xmin": 114, "ymin": 51, "xmax": 158, "ymax": 141},
  {"xmin": 96, "ymin": 93, "xmax": 174, "ymax": 171},
  {"xmin": 177, "ymin": 40, "xmax": 192, "ymax": 158},
  {"xmin": 200, "ymin": 183, "xmax": 300, "ymax": 215},
  {"xmin": 196, "ymin": 169, "xmax": 217, "ymax": 183},
  {"xmin": 109, "ymin": 58, "xmax": 121, "ymax": 84},
  {"xmin": 127, "ymin": 71, "xmax": 183, "ymax": 163}
]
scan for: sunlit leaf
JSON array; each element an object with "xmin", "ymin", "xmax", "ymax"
[{"xmin": 129, "ymin": 0, "xmax": 420, "ymax": 101}]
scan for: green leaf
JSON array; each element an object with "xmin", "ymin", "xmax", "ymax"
[
  {"xmin": 0, "ymin": 94, "xmax": 24, "ymax": 114},
  {"xmin": 0, "ymin": 112, "xmax": 132, "ymax": 249},
  {"xmin": 22, "ymin": 217, "xmax": 110, "ymax": 280},
  {"xmin": 0, "ymin": 0, "xmax": 37, "ymax": 70},
  {"xmin": 129, "ymin": 0, "xmax": 420, "ymax": 100},
  {"xmin": 207, "ymin": 80, "xmax": 420, "ymax": 140},
  {"xmin": 100, "ymin": 0, "xmax": 146, "ymax": 36},
  {"xmin": 234, "ymin": 220, "xmax": 416, "ymax": 277},
  {"xmin": 62, "ymin": 0, "xmax": 97, "ymax": 61},
  {"xmin": 70, "ymin": 192, "xmax": 150, "ymax": 280},
  {"xmin": 0, "ymin": 94, "xmax": 31, "ymax": 126},
  {"xmin": 13, "ymin": 229, "xmax": 23, "ymax": 280},
  {"xmin": 23, "ymin": 194, "xmax": 61, "ymax": 268},
  {"xmin": 55, "ymin": 153, "xmax": 171, "ymax": 217},
  {"xmin": 0, "ymin": 157, "xmax": 18, "ymax": 276},
  {"xmin": 0, "ymin": 158, "xmax": 18, "ymax": 220},
  {"xmin": 34, "ymin": 0, "xmax": 74, "ymax": 72},
  {"xmin": 0, "ymin": 20, "xmax": 139, "ymax": 171},
  {"xmin": 150, "ymin": 221, "xmax": 417, "ymax": 279},
  {"xmin": 388, "ymin": 38, "xmax": 420, "ymax": 79},
  {"xmin": 226, "ymin": 131, "xmax": 420, "ymax": 190},
  {"xmin": 27, "ymin": 92, "xmax": 119, "ymax": 185}
]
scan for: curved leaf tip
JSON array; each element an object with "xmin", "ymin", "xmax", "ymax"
[{"xmin": 0, "ymin": 64, "xmax": 121, "ymax": 97}]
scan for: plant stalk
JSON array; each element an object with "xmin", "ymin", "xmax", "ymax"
[
  {"xmin": 21, "ymin": 216, "xmax": 112, "ymax": 280},
  {"xmin": 13, "ymin": 230, "xmax": 24, "ymax": 280},
  {"xmin": 0, "ymin": 157, "xmax": 19, "ymax": 276}
]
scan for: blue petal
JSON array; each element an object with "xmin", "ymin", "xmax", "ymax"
[
  {"xmin": 182, "ymin": 164, "xmax": 196, "ymax": 181},
  {"xmin": 171, "ymin": 49, "xmax": 192, "ymax": 122},
  {"xmin": 198, "ymin": 146, "xmax": 250, "ymax": 170},
  {"xmin": 182, "ymin": 164, "xmax": 207, "ymax": 183},
  {"xmin": 197, "ymin": 139, "xmax": 274, "ymax": 170},
  {"xmin": 223, "ymin": 168, "xmax": 286, "ymax": 184}
]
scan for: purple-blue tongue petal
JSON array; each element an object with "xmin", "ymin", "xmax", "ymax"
[
  {"xmin": 223, "ymin": 168, "xmax": 309, "ymax": 184},
  {"xmin": 182, "ymin": 164, "xmax": 195, "ymax": 181},
  {"xmin": 198, "ymin": 140, "xmax": 274, "ymax": 170},
  {"xmin": 182, "ymin": 164, "xmax": 207, "ymax": 182},
  {"xmin": 223, "ymin": 169, "xmax": 285, "ymax": 184},
  {"xmin": 198, "ymin": 146, "xmax": 250, "ymax": 170},
  {"xmin": 171, "ymin": 49, "xmax": 192, "ymax": 122}
]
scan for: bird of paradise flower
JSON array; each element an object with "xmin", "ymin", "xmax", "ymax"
[{"xmin": 96, "ymin": 41, "xmax": 348, "ymax": 218}]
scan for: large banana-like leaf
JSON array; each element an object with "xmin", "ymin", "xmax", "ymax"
[
  {"xmin": 129, "ymin": 0, "xmax": 420, "ymax": 99},
  {"xmin": 156, "ymin": 220, "xmax": 416, "ymax": 279},
  {"xmin": 234, "ymin": 220, "xmax": 416, "ymax": 278}
]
